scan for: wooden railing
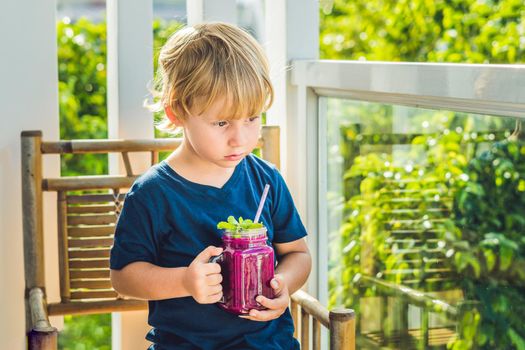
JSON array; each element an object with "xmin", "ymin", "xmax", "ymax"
[{"xmin": 291, "ymin": 290, "xmax": 355, "ymax": 350}]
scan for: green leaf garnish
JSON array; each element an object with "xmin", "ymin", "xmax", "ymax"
[{"xmin": 217, "ymin": 215, "xmax": 264, "ymax": 236}]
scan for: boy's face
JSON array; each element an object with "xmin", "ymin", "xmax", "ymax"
[{"xmin": 177, "ymin": 97, "xmax": 261, "ymax": 169}]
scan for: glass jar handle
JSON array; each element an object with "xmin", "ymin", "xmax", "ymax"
[{"xmin": 208, "ymin": 253, "xmax": 225, "ymax": 303}]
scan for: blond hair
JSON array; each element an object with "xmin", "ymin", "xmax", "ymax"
[{"xmin": 151, "ymin": 22, "xmax": 274, "ymax": 133}]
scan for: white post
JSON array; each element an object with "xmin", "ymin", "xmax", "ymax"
[
  {"xmin": 107, "ymin": 1, "xmax": 153, "ymax": 349},
  {"xmin": 0, "ymin": 0, "xmax": 60, "ymax": 348},
  {"xmin": 186, "ymin": 0, "xmax": 237, "ymax": 26},
  {"xmin": 264, "ymin": 0, "xmax": 320, "ymax": 296}
]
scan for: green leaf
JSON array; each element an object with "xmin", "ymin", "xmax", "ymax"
[
  {"xmin": 499, "ymin": 245, "xmax": 514, "ymax": 271},
  {"xmin": 508, "ymin": 327, "xmax": 525, "ymax": 350},
  {"xmin": 483, "ymin": 249, "xmax": 496, "ymax": 272},
  {"xmin": 227, "ymin": 216, "xmax": 238, "ymax": 225}
]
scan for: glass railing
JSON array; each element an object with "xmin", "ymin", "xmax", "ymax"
[{"xmin": 292, "ymin": 60, "xmax": 525, "ymax": 350}]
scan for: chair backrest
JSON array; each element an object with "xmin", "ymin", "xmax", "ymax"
[{"xmin": 21, "ymin": 126, "xmax": 280, "ymax": 317}]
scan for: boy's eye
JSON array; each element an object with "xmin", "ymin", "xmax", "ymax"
[
  {"xmin": 214, "ymin": 121, "xmax": 228, "ymax": 127},
  {"xmin": 248, "ymin": 116, "xmax": 260, "ymax": 122}
]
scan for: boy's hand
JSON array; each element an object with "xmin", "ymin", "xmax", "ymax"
[
  {"xmin": 183, "ymin": 246, "xmax": 223, "ymax": 304},
  {"xmin": 239, "ymin": 274, "xmax": 289, "ymax": 322}
]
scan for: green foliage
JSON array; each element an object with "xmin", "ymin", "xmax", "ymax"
[
  {"xmin": 58, "ymin": 314, "xmax": 111, "ymax": 350},
  {"xmin": 217, "ymin": 216, "xmax": 264, "ymax": 236},
  {"xmin": 447, "ymin": 139, "xmax": 525, "ymax": 349},
  {"xmin": 320, "ymin": 0, "xmax": 525, "ymax": 63},
  {"xmin": 57, "ymin": 18, "xmax": 108, "ymax": 176}
]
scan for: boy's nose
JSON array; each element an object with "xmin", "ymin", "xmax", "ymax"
[{"xmin": 228, "ymin": 125, "xmax": 247, "ymax": 147}]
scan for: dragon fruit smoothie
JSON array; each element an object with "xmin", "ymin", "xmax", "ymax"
[{"xmin": 217, "ymin": 226, "xmax": 275, "ymax": 315}]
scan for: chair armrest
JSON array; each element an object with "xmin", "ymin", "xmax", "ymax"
[
  {"xmin": 28, "ymin": 287, "xmax": 56, "ymax": 332},
  {"xmin": 291, "ymin": 289, "xmax": 330, "ymax": 326},
  {"xmin": 291, "ymin": 289, "xmax": 355, "ymax": 350},
  {"xmin": 28, "ymin": 287, "xmax": 57, "ymax": 350}
]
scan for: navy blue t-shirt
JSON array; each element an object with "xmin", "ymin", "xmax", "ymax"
[{"xmin": 110, "ymin": 154, "xmax": 307, "ymax": 350}]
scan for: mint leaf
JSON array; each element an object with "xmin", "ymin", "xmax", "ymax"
[{"xmin": 217, "ymin": 216, "xmax": 264, "ymax": 233}]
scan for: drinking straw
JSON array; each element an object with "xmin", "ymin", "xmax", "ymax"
[{"xmin": 253, "ymin": 184, "xmax": 270, "ymax": 224}]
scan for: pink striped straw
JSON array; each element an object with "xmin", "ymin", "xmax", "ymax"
[{"xmin": 253, "ymin": 184, "xmax": 270, "ymax": 224}]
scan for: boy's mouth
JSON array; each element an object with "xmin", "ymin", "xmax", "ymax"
[{"xmin": 224, "ymin": 153, "xmax": 244, "ymax": 161}]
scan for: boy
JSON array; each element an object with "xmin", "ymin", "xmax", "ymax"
[{"xmin": 110, "ymin": 22, "xmax": 311, "ymax": 350}]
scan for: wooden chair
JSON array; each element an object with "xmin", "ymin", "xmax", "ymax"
[{"xmin": 21, "ymin": 126, "xmax": 355, "ymax": 350}]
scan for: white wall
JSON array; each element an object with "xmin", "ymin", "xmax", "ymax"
[{"xmin": 0, "ymin": 0, "xmax": 60, "ymax": 348}]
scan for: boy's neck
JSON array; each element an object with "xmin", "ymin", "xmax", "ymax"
[{"xmin": 165, "ymin": 143, "xmax": 236, "ymax": 188}]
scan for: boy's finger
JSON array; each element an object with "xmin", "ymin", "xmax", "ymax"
[
  {"xmin": 256, "ymin": 295, "xmax": 284, "ymax": 310},
  {"xmin": 203, "ymin": 262, "xmax": 221, "ymax": 275},
  {"xmin": 247, "ymin": 308, "xmax": 280, "ymax": 322},
  {"xmin": 206, "ymin": 273, "xmax": 222, "ymax": 285},
  {"xmin": 270, "ymin": 276, "xmax": 283, "ymax": 293},
  {"xmin": 194, "ymin": 246, "xmax": 223, "ymax": 264},
  {"xmin": 208, "ymin": 284, "xmax": 222, "ymax": 296}
]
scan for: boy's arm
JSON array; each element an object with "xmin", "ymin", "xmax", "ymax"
[
  {"xmin": 110, "ymin": 262, "xmax": 190, "ymax": 300},
  {"xmin": 273, "ymin": 237, "xmax": 312, "ymax": 294},
  {"xmin": 110, "ymin": 246, "xmax": 223, "ymax": 302}
]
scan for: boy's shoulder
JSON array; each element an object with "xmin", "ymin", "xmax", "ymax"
[
  {"xmin": 244, "ymin": 153, "xmax": 279, "ymax": 175},
  {"xmin": 245, "ymin": 154, "xmax": 282, "ymax": 184},
  {"xmin": 126, "ymin": 162, "xmax": 171, "ymax": 199}
]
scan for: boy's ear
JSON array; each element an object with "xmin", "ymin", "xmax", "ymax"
[{"xmin": 164, "ymin": 105, "xmax": 183, "ymax": 126}]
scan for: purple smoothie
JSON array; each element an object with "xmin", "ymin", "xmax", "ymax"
[{"xmin": 216, "ymin": 227, "xmax": 274, "ymax": 315}]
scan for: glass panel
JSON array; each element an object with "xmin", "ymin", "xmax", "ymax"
[{"xmin": 323, "ymin": 97, "xmax": 524, "ymax": 349}]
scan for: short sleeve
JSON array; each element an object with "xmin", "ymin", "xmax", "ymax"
[
  {"xmin": 270, "ymin": 170, "xmax": 308, "ymax": 243},
  {"xmin": 110, "ymin": 194, "xmax": 160, "ymax": 270}
]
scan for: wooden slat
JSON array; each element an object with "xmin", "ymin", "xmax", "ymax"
[
  {"xmin": 41, "ymin": 138, "xmax": 182, "ymax": 154},
  {"xmin": 67, "ymin": 214, "xmax": 117, "ymax": 226},
  {"xmin": 67, "ymin": 193, "xmax": 126, "ymax": 204},
  {"xmin": 43, "ymin": 175, "xmax": 136, "ymax": 191},
  {"xmin": 67, "ymin": 205, "xmax": 116, "ymax": 214},
  {"xmin": 70, "ymin": 290, "xmax": 117, "ymax": 300},
  {"xmin": 57, "ymin": 191, "xmax": 70, "ymax": 302},
  {"xmin": 68, "ymin": 226, "xmax": 115, "ymax": 238},
  {"xmin": 70, "ymin": 269, "xmax": 109, "ymax": 279},
  {"xmin": 48, "ymin": 299, "xmax": 147, "ymax": 316},
  {"xmin": 260, "ymin": 126, "xmax": 280, "ymax": 169},
  {"xmin": 68, "ymin": 238, "xmax": 114, "ymax": 248},
  {"xmin": 122, "ymin": 152, "xmax": 133, "ymax": 176},
  {"xmin": 70, "ymin": 280, "xmax": 112, "ymax": 290},
  {"xmin": 21, "ymin": 132, "xmax": 45, "ymax": 293},
  {"xmin": 68, "ymin": 249, "xmax": 110, "ymax": 259},
  {"xmin": 291, "ymin": 300, "xmax": 299, "ymax": 339},
  {"xmin": 40, "ymin": 132, "xmax": 268, "ymax": 155},
  {"xmin": 313, "ymin": 319, "xmax": 321, "ymax": 350},
  {"xmin": 69, "ymin": 259, "xmax": 109, "ymax": 269},
  {"xmin": 301, "ymin": 311, "xmax": 310, "ymax": 350},
  {"xmin": 151, "ymin": 151, "xmax": 159, "ymax": 166}
]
